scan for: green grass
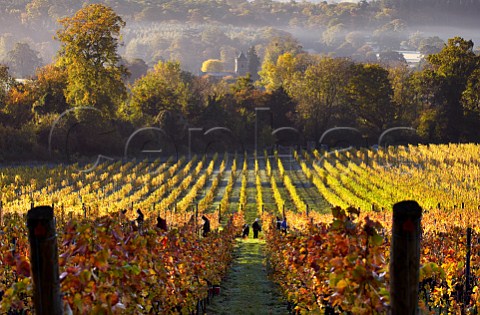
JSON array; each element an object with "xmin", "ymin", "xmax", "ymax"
[{"xmin": 206, "ymin": 238, "xmax": 289, "ymax": 315}]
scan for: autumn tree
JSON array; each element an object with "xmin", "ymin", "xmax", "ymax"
[
  {"xmin": 201, "ymin": 59, "xmax": 224, "ymax": 73},
  {"xmin": 423, "ymin": 37, "xmax": 480, "ymax": 141},
  {"xmin": 287, "ymin": 56, "xmax": 354, "ymax": 140},
  {"xmin": 3, "ymin": 83, "xmax": 36, "ymax": 127},
  {"xmin": 127, "ymin": 60, "xmax": 191, "ymax": 126},
  {"xmin": 264, "ymin": 86, "xmax": 296, "ymax": 129},
  {"xmin": 322, "ymin": 23, "xmax": 346, "ymax": 48},
  {"xmin": 378, "ymin": 51, "xmax": 406, "ymax": 68},
  {"xmin": 228, "ymin": 74, "xmax": 269, "ymax": 146},
  {"xmin": 56, "ymin": 4, "xmax": 127, "ymax": 116},
  {"xmin": 347, "ymin": 63, "xmax": 396, "ymax": 135},
  {"xmin": 259, "ymin": 52, "xmax": 303, "ymax": 92},
  {"xmin": 0, "ymin": 65, "xmax": 14, "ymax": 109},
  {"xmin": 0, "ymin": 34, "xmax": 14, "ymax": 62},
  {"xmin": 388, "ymin": 66, "xmax": 420, "ymax": 125},
  {"xmin": 6, "ymin": 42, "xmax": 43, "ymax": 78},
  {"xmin": 418, "ymin": 36, "xmax": 444, "ymax": 55},
  {"xmin": 31, "ymin": 64, "xmax": 68, "ymax": 115},
  {"xmin": 122, "ymin": 58, "xmax": 148, "ymax": 84},
  {"xmin": 259, "ymin": 35, "xmax": 303, "ymax": 90},
  {"xmin": 373, "ymin": 19, "xmax": 407, "ymax": 50}
]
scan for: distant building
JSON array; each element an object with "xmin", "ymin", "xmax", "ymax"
[
  {"xmin": 15, "ymin": 78, "xmax": 32, "ymax": 84},
  {"xmin": 397, "ymin": 51, "xmax": 423, "ymax": 67},
  {"xmin": 202, "ymin": 51, "xmax": 256, "ymax": 80},
  {"xmin": 235, "ymin": 52, "xmax": 248, "ymax": 76},
  {"xmin": 376, "ymin": 50, "xmax": 423, "ymax": 68}
]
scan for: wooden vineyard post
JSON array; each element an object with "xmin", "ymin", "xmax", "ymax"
[
  {"xmin": 0, "ymin": 200, "xmax": 3, "ymax": 226},
  {"xmin": 26, "ymin": 206, "xmax": 63, "ymax": 315},
  {"xmin": 218, "ymin": 204, "xmax": 222, "ymax": 223},
  {"xmin": 195, "ymin": 203, "xmax": 199, "ymax": 231},
  {"xmin": 390, "ymin": 200, "xmax": 422, "ymax": 315},
  {"xmin": 465, "ymin": 227, "xmax": 472, "ymax": 308}
]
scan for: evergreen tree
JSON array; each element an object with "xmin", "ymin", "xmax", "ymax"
[
  {"xmin": 247, "ymin": 46, "xmax": 260, "ymax": 81},
  {"xmin": 6, "ymin": 42, "xmax": 43, "ymax": 78}
]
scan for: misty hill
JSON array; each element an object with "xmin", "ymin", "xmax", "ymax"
[{"xmin": 0, "ymin": 0, "xmax": 479, "ymax": 75}]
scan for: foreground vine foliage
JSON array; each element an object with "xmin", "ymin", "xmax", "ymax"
[
  {"xmin": 264, "ymin": 207, "xmax": 388, "ymax": 314},
  {"xmin": 0, "ymin": 211, "xmax": 242, "ymax": 314},
  {"xmin": 264, "ymin": 205, "xmax": 480, "ymax": 314}
]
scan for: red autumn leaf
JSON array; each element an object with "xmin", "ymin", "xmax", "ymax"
[{"xmin": 16, "ymin": 256, "xmax": 30, "ymax": 277}]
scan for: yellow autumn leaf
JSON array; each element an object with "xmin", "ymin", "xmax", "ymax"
[{"xmin": 336, "ymin": 279, "xmax": 348, "ymax": 290}]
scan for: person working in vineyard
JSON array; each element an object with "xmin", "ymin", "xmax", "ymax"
[
  {"xmin": 252, "ymin": 218, "xmax": 261, "ymax": 238},
  {"xmin": 242, "ymin": 224, "xmax": 250, "ymax": 238},
  {"xmin": 202, "ymin": 215, "xmax": 211, "ymax": 237},
  {"xmin": 136, "ymin": 209, "xmax": 144, "ymax": 227},
  {"xmin": 280, "ymin": 217, "xmax": 288, "ymax": 234},
  {"xmin": 276, "ymin": 216, "xmax": 282, "ymax": 230},
  {"xmin": 156, "ymin": 216, "xmax": 167, "ymax": 231}
]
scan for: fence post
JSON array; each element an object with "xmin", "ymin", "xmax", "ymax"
[
  {"xmin": 26, "ymin": 206, "xmax": 63, "ymax": 315},
  {"xmin": 390, "ymin": 200, "xmax": 422, "ymax": 315}
]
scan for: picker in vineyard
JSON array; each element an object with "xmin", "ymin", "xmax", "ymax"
[
  {"xmin": 156, "ymin": 216, "xmax": 167, "ymax": 231},
  {"xmin": 202, "ymin": 215, "xmax": 211, "ymax": 237},
  {"xmin": 252, "ymin": 218, "xmax": 261, "ymax": 238},
  {"xmin": 136, "ymin": 209, "xmax": 144, "ymax": 228},
  {"xmin": 280, "ymin": 217, "xmax": 288, "ymax": 234},
  {"xmin": 275, "ymin": 216, "xmax": 282, "ymax": 230},
  {"xmin": 242, "ymin": 224, "xmax": 250, "ymax": 238}
]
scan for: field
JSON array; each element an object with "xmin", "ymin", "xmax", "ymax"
[{"xmin": 1, "ymin": 144, "xmax": 480, "ymax": 314}]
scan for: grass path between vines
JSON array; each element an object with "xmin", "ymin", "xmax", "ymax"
[{"xmin": 205, "ymin": 238, "xmax": 289, "ymax": 315}]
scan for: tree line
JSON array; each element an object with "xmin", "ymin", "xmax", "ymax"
[{"xmin": 0, "ymin": 4, "xmax": 480, "ymax": 161}]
